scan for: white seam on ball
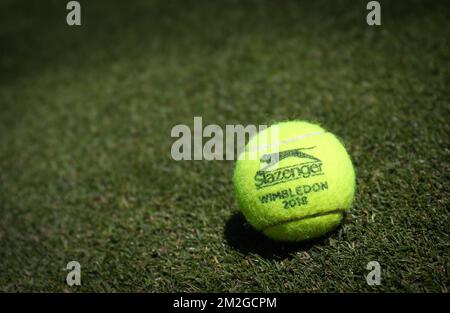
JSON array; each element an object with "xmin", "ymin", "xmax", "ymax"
[{"xmin": 248, "ymin": 131, "xmax": 326, "ymax": 152}]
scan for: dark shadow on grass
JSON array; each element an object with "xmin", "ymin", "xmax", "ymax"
[{"xmin": 224, "ymin": 212, "xmax": 343, "ymax": 260}]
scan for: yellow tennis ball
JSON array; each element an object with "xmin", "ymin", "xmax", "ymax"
[{"xmin": 233, "ymin": 121, "xmax": 356, "ymax": 242}]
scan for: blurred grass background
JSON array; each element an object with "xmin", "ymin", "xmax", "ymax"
[{"xmin": 0, "ymin": 0, "xmax": 449, "ymax": 292}]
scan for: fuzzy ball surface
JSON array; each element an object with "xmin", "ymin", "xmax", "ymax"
[{"xmin": 233, "ymin": 121, "xmax": 356, "ymax": 242}]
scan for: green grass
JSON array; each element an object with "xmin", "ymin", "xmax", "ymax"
[{"xmin": 0, "ymin": 0, "xmax": 449, "ymax": 292}]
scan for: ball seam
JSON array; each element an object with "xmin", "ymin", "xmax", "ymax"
[{"xmin": 259, "ymin": 209, "xmax": 346, "ymax": 231}]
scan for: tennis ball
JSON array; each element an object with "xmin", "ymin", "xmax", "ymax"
[{"xmin": 233, "ymin": 120, "xmax": 355, "ymax": 242}]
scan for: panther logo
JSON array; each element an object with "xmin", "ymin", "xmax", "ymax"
[{"xmin": 259, "ymin": 147, "xmax": 320, "ymax": 171}]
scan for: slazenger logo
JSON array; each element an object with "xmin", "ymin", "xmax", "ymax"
[{"xmin": 255, "ymin": 147, "xmax": 324, "ymax": 189}]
